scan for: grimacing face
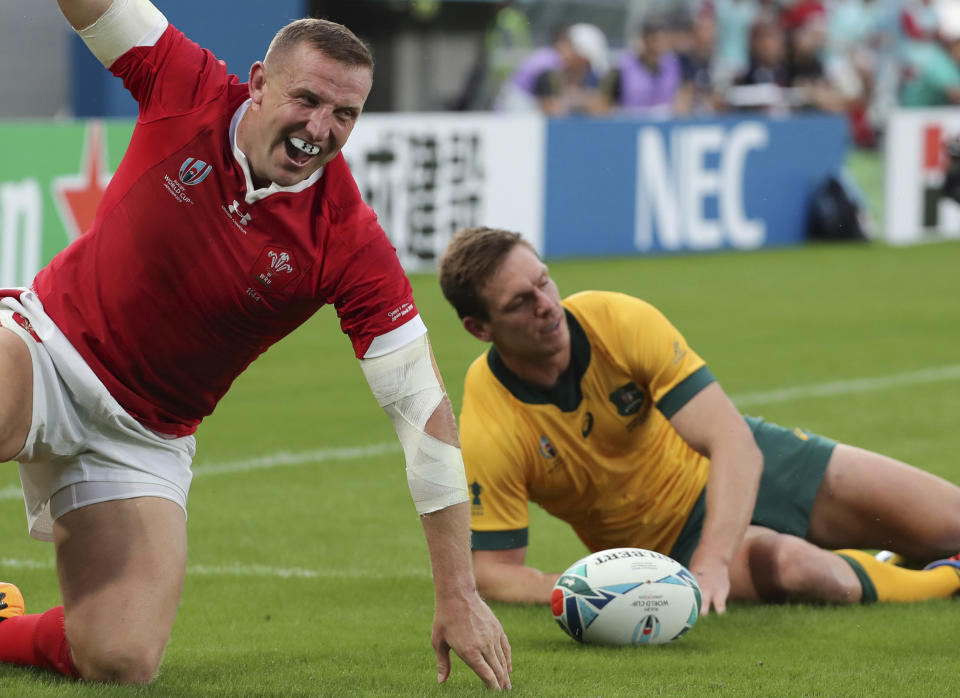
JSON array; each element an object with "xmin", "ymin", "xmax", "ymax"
[
  {"xmin": 242, "ymin": 42, "xmax": 372, "ymax": 188},
  {"xmin": 469, "ymin": 245, "xmax": 570, "ymax": 363}
]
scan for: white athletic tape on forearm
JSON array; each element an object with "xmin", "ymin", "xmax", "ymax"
[
  {"xmin": 77, "ymin": 0, "xmax": 168, "ymax": 68},
  {"xmin": 360, "ymin": 334, "xmax": 468, "ymax": 515}
]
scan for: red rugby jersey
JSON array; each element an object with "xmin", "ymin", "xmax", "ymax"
[{"xmin": 33, "ymin": 26, "xmax": 418, "ymax": 436}]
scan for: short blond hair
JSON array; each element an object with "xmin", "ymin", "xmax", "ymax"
[
  {"xmin": 438, "ymin": 227, "xmax": 537, "ymax": 321},
  {"xmin": 266, "ymin": 18, "xmax": 373, "ymax": 71}
]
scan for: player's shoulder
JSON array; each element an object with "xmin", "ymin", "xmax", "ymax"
[
  {"xmin": 316, "ymin": 154, "xmax": 381, "ymax": 235},
  {"xmin": 563, "ymin": 290, "xmax": 661, "ymax": 322},
  {"xmin": 461, "ymin": 353, "xmax": 527, "ymax": 461},
  {"xmin": 463, "ymin": 352, "xmax": 515, "ymax": 421},
  {"xmin": 112, "ymin": 23, "xmax": 236, "ymax": 118},
  {"xmin": 320, "ymin": 154, "xmax": 369, "ymax": 210},
  {"xmin": 463, "ymin": 350, "xmax": 497, "ymax": 394}
]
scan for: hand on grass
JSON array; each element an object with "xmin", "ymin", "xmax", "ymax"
[
  {"xmin": 690, "ymin": 553, "xmax": 731, "ymax": 615},
  {"xmin": 432, "ymin": 591, "xmax": 512, "ymax": 690}
]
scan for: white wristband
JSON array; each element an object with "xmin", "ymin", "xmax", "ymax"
[{"xmin": 77, "ymin": 0, "xmax": 168, "ymax": 67}]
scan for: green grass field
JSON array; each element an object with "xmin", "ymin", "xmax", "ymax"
[{"xmin": 3, "ymin": 236, "xmax": 960, "ymax": 696}]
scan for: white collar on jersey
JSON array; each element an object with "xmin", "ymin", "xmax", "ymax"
[{"xmin": 230, "ymin": 99, "xmax": 326, "ymax": 205}]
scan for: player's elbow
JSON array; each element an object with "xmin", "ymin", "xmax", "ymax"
[
  {"xmin": 473, "ymin": 558, "xmax": 506, "ymax": 601},
  {"xmin": 472, "ymin": 552, "xmax": 554, "ymax": 604}
]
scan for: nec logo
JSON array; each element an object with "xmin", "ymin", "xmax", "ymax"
[{"xmin": 227, "ymin": 200, "xmax": 251, "ymax": 226}]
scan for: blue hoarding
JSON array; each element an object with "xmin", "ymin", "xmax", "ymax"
[{"xmin": 543, "ymin": 114, "xmax": 848, "ymax": 258}]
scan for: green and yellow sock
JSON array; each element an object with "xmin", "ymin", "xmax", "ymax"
[{"xmin": 835, "ymin": 549, "xmax": 960, "ymax": 603}]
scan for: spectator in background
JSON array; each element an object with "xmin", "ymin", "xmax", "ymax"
[
  {"xmin": 712, "ymin": 0, "xmax": 760, "ymax": 85},
  {"xmin": 728, "ymin": 14, "xmax": 845, "ymax": 115},
  {"xmin": 450, "ymin": 0, "xmax": 532, "ymax": 110},
  {"xmin": 824, "ymin": 0, "xmax": 896, "ymax": 147},
  {"xmin": 899, "ymin": 2, "xmax": 960, "ymax": 107},
  {"xmin": 494, "ymin": 23, "xmax": 609, "ymax": 116},
  {"xmin": 784, "ymin": 13, "xmax": 848, "ymax": 113},
  {"xmin": 727, "ymin": 17, "xmax": 791, "ymax": 112},
  {"xmin": 779, "ymin": 0, "xmax": 826, "ymax": 34},
  {"xmin": 590, "ymin": 15, "xmax": 681, "ymax": 117},
  {"xmin": 674, "ymin": 5, "xmax": 727, "ymax": 115},
  {"xmin": 900, "ymin": 0, "xmax": 940, "ymax": 44}
]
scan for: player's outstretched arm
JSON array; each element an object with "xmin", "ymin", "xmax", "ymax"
[
  {"xmin": 669, "ymin": 382, "xmax": 763, "ymax": 614},
  {"xmin": 473, "ymin": 547, "xmax": 559, "ymax": 604},
  {"xmin": 57, "ymin": 0, "xmax": 115, "ymax": 30},
  {"xmin": 359, "ymin": 334, "xmax": 512, "ymax": 689},
  {"xmin": 416, "ymin": 344, "xmax": 511, "ymax": 689},
  {"xmin": 421, "ymin": 503, "xmax": 512, "ymax": 690}
]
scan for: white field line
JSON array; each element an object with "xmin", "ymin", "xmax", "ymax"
[
  {"xmin": 0, "ymin": 557, "xmax": 430, "ymax": 580},
  {"xmin": 0, "ymin": 443, "xmax": 400, "ymax": 502},
  {"xmin": 730, "ymin": 364, "xmax": 960, "ymax": 407},
  {"xmin": 0, "ymin": 485, "xmax": 23, "ymax": 501},
  {"xmin": 190, "ymin": 442, "xmax": 400, "ymax": 477}
]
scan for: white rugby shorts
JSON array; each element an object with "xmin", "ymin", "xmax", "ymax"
[{"xmin": 0, "ymin": 290, "xmax": 195, "ymax": 541}]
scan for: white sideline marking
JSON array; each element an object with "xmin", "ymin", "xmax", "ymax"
[
  {"xmin": 730, "ymin": 364, "xmax": 960, "ymax": 407},
  {"xmin": 0, "ymin": 557, "xmax": 430, "ymax": 581},
  {"xmin": 3, "ymin": 364, "xmax": 960, "ymax": 506},
  {"xmin": 0, "ymin": 443, "xmax": 400, "ymax": 502},
  {"xmin": 0, "ymin": 485, "xmax": 23, "ymax": 500},
  {"xmin": 191, "ymin": 442, "xmax": 400, "ymax": 477}
]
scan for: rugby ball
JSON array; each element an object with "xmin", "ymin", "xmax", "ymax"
[{"xmin": 551, "ymin": 547, "xmax": 701, "ymax": 646}]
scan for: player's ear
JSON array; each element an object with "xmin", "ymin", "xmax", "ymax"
[
  {"xmin": 248, "ymin": 61, "xmax": 266, "ymax": 103},
  {"xmin": 463, "ymin": 316, "xmax": 492, "ymax": 343}
]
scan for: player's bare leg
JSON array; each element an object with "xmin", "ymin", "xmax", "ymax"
[
  {"xmin": 726, "ymin": 440, "xmax": 960, "ymax": 605},
  {"xmin": 807, "ymin": 443, "xmax": 960, "ymax": 558},
  {"xmin": 0, "ymin": 326, "xmax": 33, "ymax": 462},
  {"xmin": 727, "ymin": 526, "xmax": 863, "ymax": 604},
  {"xmin": 54, "ymin": 496, "xmax": 187, "ymax": 683}
]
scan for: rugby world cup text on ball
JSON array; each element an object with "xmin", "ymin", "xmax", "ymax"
[
  {"xmin": 632, "ymin": 598, "xmax": 669, "ymax": 608},
  {"xmin": 592, "ymin": 550, "xmax": 672, "ymax": 565}
]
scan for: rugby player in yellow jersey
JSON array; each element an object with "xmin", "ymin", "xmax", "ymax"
[{"xmin": 438, "ymin": 226, "xmax": 960, "ymax": 614}]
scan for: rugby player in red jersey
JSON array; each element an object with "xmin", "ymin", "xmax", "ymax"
[{"xmin": 0, "ymin": 0, "xmax": 511, "ymax": 688}]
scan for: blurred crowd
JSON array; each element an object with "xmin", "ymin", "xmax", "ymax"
[{"xmin": 478, "ymin": 0, "xmax": 960, "ymax": 149}]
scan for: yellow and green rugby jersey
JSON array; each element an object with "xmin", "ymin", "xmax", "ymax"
[{"xmin": 461, "ymin": 290, "xmax": 714, "ymax": 555}]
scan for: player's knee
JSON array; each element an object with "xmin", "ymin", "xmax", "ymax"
[
  {"xmin": 771, "ymin": 542, "xmax": 816, "ymax": 590},
  {"xmin": 72, "ymin": 640, "xmax": 164, "ymax": 684},
  {"xmin": 760, "ymin": 536, "xmax": 833, "ymax": 599},
  {"xmin": 903, "ymin": 507, "xmax": 960, "ymax": 559},
  {"xmin": 769, "ymin": 538, "xmax": 859, "ymax": 602},
  {"xmin": 939, "ymin": 510, "xmax": 960, "ymax": 551}
]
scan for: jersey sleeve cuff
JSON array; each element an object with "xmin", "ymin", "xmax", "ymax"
[
  {"xmin": 362, "ymin": 314, "xmax": 427, "ymax": 358},
  {"xmin": 655, "ymin": 365, "xmax": 716, "ymax": 419},
  {"xmin": 471, "ymin": 528, "xmax": 529, "ymax": 550}
]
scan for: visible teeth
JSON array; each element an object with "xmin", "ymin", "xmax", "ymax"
[{"xmin": 289, "ymin": 137, "xmax": 320, "ymax": 155}]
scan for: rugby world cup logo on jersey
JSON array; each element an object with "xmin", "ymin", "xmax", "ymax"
[
  {"xmin": 251, "ymin": 245, "xmax": 301, "ymax": 292},
  {"xmin": 538, "ymin": 435, "xmax": 557, "ymax": 459},
  {"xmin": 178, "ymin": 157, "xmax": 213, "ymax": 186}
]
